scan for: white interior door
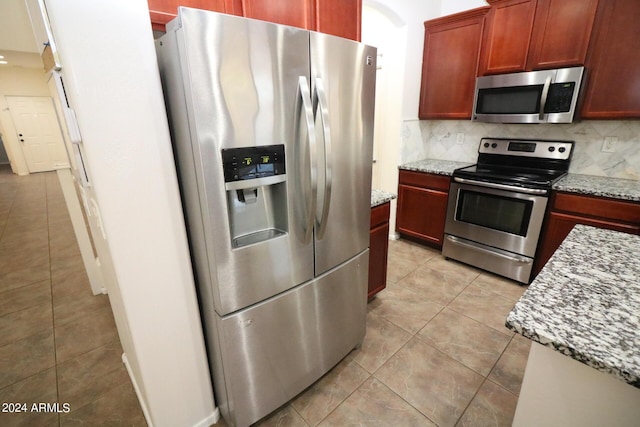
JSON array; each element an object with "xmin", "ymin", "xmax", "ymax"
[{"xmin": 7, "ymin": 96, "xmax": 70, "ymax": 173}]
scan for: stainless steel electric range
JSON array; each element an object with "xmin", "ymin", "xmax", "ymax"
[{"xmin": 442, "ymin": 138, "xmax": 573, "ymax": 283}]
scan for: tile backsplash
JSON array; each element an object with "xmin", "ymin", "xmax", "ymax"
[{"xmin": 402, "ymin": 119, "xmax": 640, "ymax": 180}]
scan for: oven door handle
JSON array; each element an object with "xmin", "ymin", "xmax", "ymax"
[
  {"xmin": 446, "ymin": 236, "xmax": 533, "ymax": 264},
  {"xmin": 453, "ymin": 177, "xmax": 548, "ymax": 195}
]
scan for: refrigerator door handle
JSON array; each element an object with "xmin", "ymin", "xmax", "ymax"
[
  {"xmin": 295, "ymin": 76, "xmax": 317, "ymax": 243},
  {"xmin": 314, "ymin": 77, "xmax": 332, "ymax": 240}
]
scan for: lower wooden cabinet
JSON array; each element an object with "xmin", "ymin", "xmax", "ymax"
[
  {"xmin": 534, "ymin": 192, "xmax": 640, "ymax": 276},
  {"xmin": 368, "ymin": 202, "xmax": 390, "ymax": 299},
  {"xmin": 396, "ymin": 170, "xmax": 450, "ymax": 248}
]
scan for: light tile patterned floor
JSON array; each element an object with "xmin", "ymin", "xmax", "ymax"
[
  {"xmin": 247, "ymin": 239, "xmax": 531, "ymax": 427},
  {"xmin": 0, "ymin": 168, "xmax": 145, "ymax": 427},
  {"xmin": 0, "ymin": 167, "xmax": 531, "ymax": 426}
]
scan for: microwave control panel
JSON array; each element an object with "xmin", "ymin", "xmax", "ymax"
[{"xmin": 544, "ymin": 82, "xmax": 576, "ymax": 113}]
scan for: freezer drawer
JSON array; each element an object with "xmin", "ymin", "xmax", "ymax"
[{"xmin": 211, "ymin": 250, "xmax": 368, "ymax": 427}]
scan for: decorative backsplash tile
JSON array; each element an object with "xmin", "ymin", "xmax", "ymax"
[{"xmin": 401, "ymin": 119, "xmax": 640, "ymax": 180}]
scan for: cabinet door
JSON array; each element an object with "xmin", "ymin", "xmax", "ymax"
[
  {"xmin": 396, "ymin": 185, "xmax": 448, "ymax": 247},
  {"xmin": 368, "ymin": 202, "xmax": 390, "ymax": 299},
  {"xmin": 369, "ymin": 222, "xmax": 389, "ymax": 299},
  {"xmin": 418, "ymin": 8, "xmax": 488, "ymax": 119},
  {"xmin": 478, "ymin": 0, "xmax": 537, "ymax": 75},
  {"xmin": 580, "ymin": 0, "xmax": 640, "ymax": 118},
  {"xmin": 148, "ymin": 0, "xmax": 241, "ymax": 31},
  {"xmin": 242, "ymin": 0, "xmax": 314, "ymax": 29},
  {"xmin": 316, "ymin": 0, "xmax": 361, "ymax": 41},
  {"xmin": 526, "ymin": 0, "xmax": 598, "ymax": 70}
]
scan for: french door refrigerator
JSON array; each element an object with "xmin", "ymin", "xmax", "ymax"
[{"xmin": 156, "ymin": 8, "xmax": 376, "ymax": 427}]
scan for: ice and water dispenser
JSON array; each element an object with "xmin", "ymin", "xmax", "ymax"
[{"xmin": 222, "ymin": 144, "xmax": 288, "ymax": 248}]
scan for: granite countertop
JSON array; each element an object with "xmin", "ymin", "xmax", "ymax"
[
  {"xmin": 371, "ymin": 189, "xmax": 396, "ymax": 208},
  {"xmin": 506, "ymin": 225, "xmax": 640, "ymax": 388},
  {"xmin": 553, "ymin": 173, "xmax": 640, "ymax": 202},
  {"xmin": 399, "ymin": 159, "xmax": 472, "ymax": 176}
]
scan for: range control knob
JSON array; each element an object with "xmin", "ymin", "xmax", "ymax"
[
  {"xmin": 491, "ymin": 143, "xmax": 497, "ymax": 148},
  {"xmin": 558, "ymin": 147, "xmax": 566, "ymax": 153},
  {"xmin": 548, "ymin": 146, "xmax": 556, "ymax": 152},
  {"xmin": 484, "ymin": 142, "xmax": 490, "ymax": 148}
]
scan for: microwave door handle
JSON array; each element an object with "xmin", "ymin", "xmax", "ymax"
[{"xmin": 539, "ymin": 76, "xmax": 552, "ymax": 120}]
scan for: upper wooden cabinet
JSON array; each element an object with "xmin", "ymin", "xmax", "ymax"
[
  {"xmin": 478, "ymin": 0, "xmax": 536, "ymax": 75},
  {"xmin": 526, "ymin": 0, "xmax": 598, "ymax": 70},
  {"xmin": 478, "ymin": 0, "xmax": 599, "ymax": 75},
  {"xmin": 580, "ymin": 0, "xmax": 640, "ymax": 118},
  {"xmin": 148, "ymin": 0, "xmax": 362, "ymax": 41},
  {"xmin": 316, "ymin": 0, "xmax": 361, "ymax": 41},
  {"xmin": 418, "ymin": 7, "xmax": 489, "ymax": 119},
  {"xmin": 148, "ymin": 0, "xmax": 241, "ymax": 31},
  {"xmin": 242, "ymin": 0, "xmax": 314, "ymax": 29}
]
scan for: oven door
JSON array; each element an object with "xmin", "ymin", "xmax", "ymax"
[{"xmin": 444, "ymin": 181, "xmax": 548, "ymax": 258}]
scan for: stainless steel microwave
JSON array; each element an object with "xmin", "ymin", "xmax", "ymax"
[{"xmin": 472, "ymin": 66, "xmax": 584, "ymax": 124}]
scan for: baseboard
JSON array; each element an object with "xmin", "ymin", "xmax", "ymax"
[
  {"xmin": 121, "ymin": 353, "xmax": 221, "ymax": 427},
  {"xmin": 193, "ymin": 408, "xmax": 220, "ymax": 427},
  {"xmin": 122, "ymin": 353, "xmax": 154, "ymax": 427}
]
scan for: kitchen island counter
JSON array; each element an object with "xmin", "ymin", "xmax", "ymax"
[
  {"xmin": 553, "ymin": 173, "xmax": 640, "ymax": 202},
  {"xmin": 506, "ymin": 224, "xmax": 640, "ymax": 426}
]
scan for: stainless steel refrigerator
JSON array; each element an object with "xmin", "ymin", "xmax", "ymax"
[{"xmin": 156, "ymin": 8, "xmax": 376, "ymax": 427}]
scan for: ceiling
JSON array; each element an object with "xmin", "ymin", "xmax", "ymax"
[{"xmin": 0, "ymin": 0, "xmax": 44, "ymax": 69}]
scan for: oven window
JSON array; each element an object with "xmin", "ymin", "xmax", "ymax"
[{"xmin": 456, "ymin": 190, "xmax": 533, "ymax": 236}]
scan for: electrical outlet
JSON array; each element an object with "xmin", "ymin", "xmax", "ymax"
[
  {"xmin": 601, "ymin": 136, "xmax": 618, "ymax": 153},
  {"xmin": 456, "ymin": 133, "xmax": 465, "ymax": 145}
]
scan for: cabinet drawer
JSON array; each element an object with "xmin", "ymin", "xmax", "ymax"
[
  {"xmin": 370, "ymin": 202, "xmax": 390, "ymax": 229},
  {"xmin": 399, "ymin": 170, "xmax": 451, "ymax": 191},
  {"xmin": 553, "ymin": 192, "xmax": 640, "ymax": 224}
]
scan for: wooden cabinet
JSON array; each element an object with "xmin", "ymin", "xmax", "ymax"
[
  {"xmin": 478, "ymin": 0, "xmax": 536, "ymax": 75},
  {"xmin": 396, "ymin": 170, "xmax": 450, "ymax": 247},
  {"xmin": 315, "ymin": 0, "xmax": 361, "ymax": 41},
  {"xmin": 580, "ymin": 0, "xmax": 640, "ymax": 118},
  {"xmin": 368, "ymin": 202, "xmax": 390, "ymax": 299},
  {"xmin": 242, "ymin": 0, "xmax": 314, "ymax": 29},
  {"xmin": 148, "ymin": 0, "xmax": 241, "ymax": 31},
  {"xmin": 418, "ymin": 7, "xmax": 488, "ymax": 119},
  {"xmin": 478, "ymin": 0, "xmax": 599, "ymax": 75},
  {"xmin": 526, "ymin": 0, "xmax": 598, "ymax": 70},
  {"xmin": 534, "ymin": 192, "xmax": 640, "ymax": 276},
  {"xmin": 148, "ymin": 0, "xmax": 361, "ymax": 41}
]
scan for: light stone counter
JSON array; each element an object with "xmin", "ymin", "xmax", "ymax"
[
  {"xmin": 398, "ymin": 159, "xmax": 472, "ymax": 176},
  {"xmin": 371, "ymin": 189, "xmax": 396, "ymax": 208},
  {"xmin": 553, "ymin": 173, "xmax": 640, "ymax": 202}
]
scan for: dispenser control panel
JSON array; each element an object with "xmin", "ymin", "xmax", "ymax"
[{"xmin": 222, "ymin": 144, "xmax": 285, "ymax": 182}]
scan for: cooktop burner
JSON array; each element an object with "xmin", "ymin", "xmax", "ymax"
[{"xmin": 453, "ymin": 138, "xmax": 574, "ymax": 189}]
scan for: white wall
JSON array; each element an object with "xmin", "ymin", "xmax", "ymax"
[
  {"xmin": 0, "ymin": 67, "xmax": 50, "ymax": 174},
  {"xmin": 441, "ymin": 0, "xmax": 488, "ymax": 16},
  {"xmin": 364, "ymin": 0, "xmax": 440, "ymax": 119},
  {"xmin": 44, "ymin": 1, "xmax": 216, "ymax": 426}
]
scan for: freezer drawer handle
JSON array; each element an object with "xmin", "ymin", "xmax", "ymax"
[{"xmin": 314, "ymin": 77, "xmax": 332, "ymax": 240}]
